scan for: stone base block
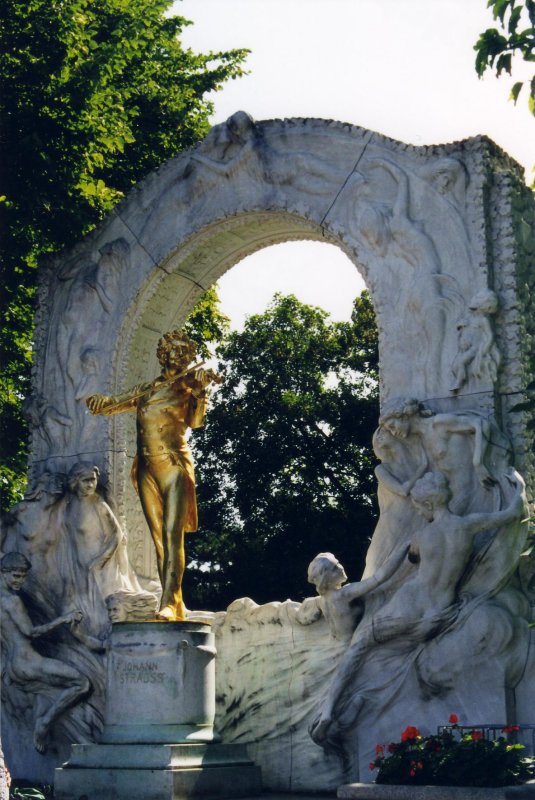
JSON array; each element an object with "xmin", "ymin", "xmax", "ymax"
[
  {"xmin": 54, "ymin": 743, "xmax": 262, "ymax": 800},
  {"xmin": 337, "ymin": 783, "xmax": 535, "ymax": 799}
]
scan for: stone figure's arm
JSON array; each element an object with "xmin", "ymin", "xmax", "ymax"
[
  {"xmin": 375, "ymin": 455, "xmax": 427, "ymax": 497},
  {"xmin": 31, "ymin": 610, "xmax": 84, "ymax": 639},
  {"xmin": 71, "ymin": 626, "xmax": 107, "ymax": 652},
  {"xmin": 294, "ymin": 596, "xmax": 323, "ymax": 625},
  {"xmin": 86, "ymin": 382, "xmax": 150, "ymax": 416},
  {"xmin": 88, "ymin": 510, "xmax": 121, "ymax": 570},
  {"xmin": 340, "ymin": 543, "xmax": 409, "ymax": 602},
  {"xmin": 435, "ymin": 413, "xmax": 493, "ymax": 486},
  {"xmin": 190, "ymin": 139, "xmax": 254, "ymax": 174},
  {"xmin": 473, "ymin": 318, "xmax": 495, "ymax": 375},
  {"xmin": 92, "ymin": 277, "xmax": 114, "ymax": 314},
  {"xmin": 462, "ymin": 470, "xmax": 526, "ymax": 537},
  {"xmin": 366, "ymin": 158, "xmax": 410, "ymax": 220}
]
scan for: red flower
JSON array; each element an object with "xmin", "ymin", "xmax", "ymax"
[
  {"xmin": 471, "ymin": 731, "xmax": 484, "ymax": 741},
  {"xmin": 449, "ymin": 713, "xmax": 459, "ymax": 724},
  {"xmin": 375, "ymin": 744, "xmax": 384, "ymax": 755},
  {"xmin": 409, "ymin": 768, "xmax": 416, "ymax": 777},
  {"xmin": 369, "ymin": 762, "xmax": 376, "ymax": 771},
  {"xmin": 401, "ymin": 725, "xmax": 421, "ymax": 742},
  {"xmin": 502, "ymin": 725, "xmax": 520, "ymax": 734},
  {"xmin": 387, "ymin": 742, "xmax": 398, "ymax": 753}
]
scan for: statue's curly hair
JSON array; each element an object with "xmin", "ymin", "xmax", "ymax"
[{"xmin": 156, "ymin": 329, "xmax": 196, "ymax": 366}]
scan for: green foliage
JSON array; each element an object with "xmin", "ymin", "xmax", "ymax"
[
  {"xmin": 186, "ymin": 291, "xmax": 379, "ymax": 610},
  {"xmin": 474, "ymin": 0, "xmax": 535, "ymax": 115},
  {"xmin": 9, "ymin": 781, "xmax": 53, "ymax": 799},
  {"xmin": 184, "ymin": 285, "xmax": 231, "ymax": 360},
  {"xmin": 371, "ymin": 723, "xmax": 535, "ymax": 787},
  {"xmin": 0, "ymin": 0, "xmax": 249, "ymax": 512}
]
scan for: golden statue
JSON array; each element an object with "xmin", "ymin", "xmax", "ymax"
[{"xmin": 86, "ymin": 330, "xmax": 220, "ymax": 621}]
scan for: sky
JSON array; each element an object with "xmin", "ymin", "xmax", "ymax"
[{"xmin": 174, "ymin": 0, "xmax": 533, "ymax": 328}]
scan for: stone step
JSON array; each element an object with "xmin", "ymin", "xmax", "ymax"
[
  {"xmin": 55, "ymin": 762, "xmax": 262, "ymax": 800},
  {"xmin": 62, "ymin": 742, "xmax": 254, "ymax": 770}
]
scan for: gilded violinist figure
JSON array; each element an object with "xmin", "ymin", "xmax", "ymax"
[{"xmin": 86, "ymin": 330, "xmax": 220, "ymax": 621}]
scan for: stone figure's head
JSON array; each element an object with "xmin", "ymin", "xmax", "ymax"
[
  {"xmin": 307, "ymin": 552, "xmax": 347, "ymax": 594},
  {"xmin": 80, "ymin": 347, "xmax": 99, "ymax": 375},
  {"xmin": 1, "ymin": 551, "xmax": 31, "ymax": 592},
  {"xmin": 372, "ymin": 426, "xmax": 399, "ymax": 460},
  {"xmin": 379, "ymin": 397, "xmax": 432, "ymax": 438},
  {"xmin": 410, "ymin": 471, "xmax": 451, "ymax": 520},
  {"xmin": 226, "ymin": 110, "xmax": 254, "ymax": 143},
  {"xmin": 468, "ymin": 289, "xmax": 499, "ymax": 316},
  {"xmin": 97, "ymin": 238, "xmax": 129, "ymax": 280},
  {"xmin": 424, "ymin": 157, "xmax": 467, "ymax": 197},
  {"xmin": 156, "ymin": 329, "xmax": 196, "ymax": 374},
  {"xmin": 68, "ymin": 462, "xmax": 100, "ymax": 498},
  {"xmin": 105, "ymin": 592, "xmax": 131, "ymax": 623},
  {"xmin": 203, "ymin": 110, "xmax": 255, "ymax": 159}
]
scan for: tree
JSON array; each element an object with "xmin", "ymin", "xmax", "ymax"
[
  {"xmin": 185, "ymin": 291, "xmax": 380, "ymax": 610},
  {"xmin": 0, "ymin": 0, "xmax": 248, "ymax": 511},
  {"xmin": 474, "ymin": 0, "xmax": 535, "ymax": 115}
]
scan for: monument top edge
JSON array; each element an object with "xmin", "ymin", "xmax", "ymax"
[{"xmin": 111, "ymin": 620, "xmax": 212, "ymax": 632}]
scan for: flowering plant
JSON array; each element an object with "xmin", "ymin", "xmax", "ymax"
[{"xmin": 369, "ymin": 718, "xmax": 535, "ymax": 787}]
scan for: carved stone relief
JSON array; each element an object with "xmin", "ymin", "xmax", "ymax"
[{"xmin": 1, "ymin": 464, "xmax": 155, "ymax": 781}]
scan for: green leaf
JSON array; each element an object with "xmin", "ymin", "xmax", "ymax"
[
  {"xmin": 493, "ymin": 0, "xmax": 513, "ymax": 23},
  {"xmin": 510, "ymin": 80, "xmax": 524, "ymax": 101},
  {"xmin": 496, "ymin": 52, "xmax": 513, "ymax": 74},
  {"xmin": 509, "ymin": 5, "xmax": 523, "ymax": 32}
]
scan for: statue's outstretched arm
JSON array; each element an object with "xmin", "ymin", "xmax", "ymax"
[
  {"xmin": 463, "ymin": 470, "xmax": 526, "ymax": 536},
  {"xmin": 340, "ymin": 543, "xmax": 409, "ymax": 602},
  {"xmin": 31, "ymin": 610, "xmax": 84, "ymax": 639},
  {"xmin": 86, "ymin": 382, "xmax": 151, "ymax": 416}
]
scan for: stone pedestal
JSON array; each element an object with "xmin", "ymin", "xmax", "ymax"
[{"xmin": 55, "ymin": 622, "xmax": 261, "ymax": 799}]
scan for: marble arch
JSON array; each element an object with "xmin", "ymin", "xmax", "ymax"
[{"xmin": 32, "ymin": 113, "xmax": 534, "ymax": 485}]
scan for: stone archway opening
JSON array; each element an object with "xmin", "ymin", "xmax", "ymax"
[{"xmin": 114, "ymin": 211, "xmax": 369, "ymax": 581}]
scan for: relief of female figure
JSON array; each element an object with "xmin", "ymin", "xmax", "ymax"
[
  {"xmin": 354, "ymin": 158, "xmax": 462, "ymax": 394},
  {"xmin": 362, "ymin": 425, "xmax": 427, "ymax": 577},
  {"xmin": 58, "ymin": 462, "xmax": 152, "ymax": 639}
]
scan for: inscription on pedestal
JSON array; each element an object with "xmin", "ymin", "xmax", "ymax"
[{"xmin": 115, "ymin": 658, "xmax": 167, "ymax": 686}]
